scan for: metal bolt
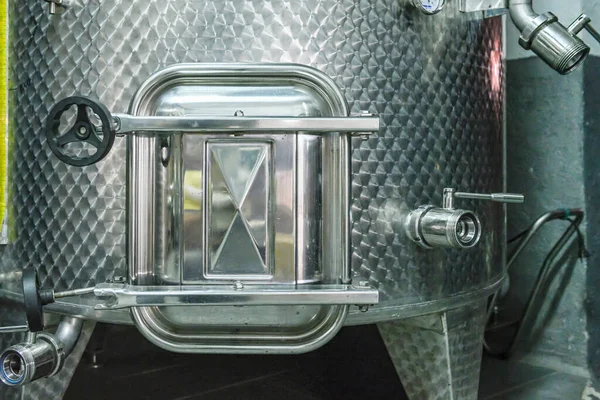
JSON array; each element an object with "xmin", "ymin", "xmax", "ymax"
[
  {"xmin": 358, "ymin": 281, "xmax": 370, "ymax": 287},
  {"xmin": 46, "ymin": 0, "xmax": 63, "ymax": 15},
  {"xmin": 111, "ymin": 276, "xmax": 126, "ymax": 284},
  {"xmin": 233, "ymin": 281, "xmax": 244, "ymax": 290},
  {"xmin": 78, "ymin": 126, "xmax": 87, "ymax": 135},
  {"xmin": 358, "ymin": 305, "xmax": 370, "ymax": 313}
]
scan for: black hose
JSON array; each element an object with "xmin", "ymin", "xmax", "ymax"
[{"xmin": 484, "ymin": 209, "xmax": 586, "ymax": 358}]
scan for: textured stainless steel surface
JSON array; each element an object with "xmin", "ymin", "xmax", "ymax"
[
  {"xmin": 3, "ymin": 0, "xmax": 504, "ymax": 325},
  {"xmin": 378, "ymin": 300, "xmax": 488, "ymax": 400}
]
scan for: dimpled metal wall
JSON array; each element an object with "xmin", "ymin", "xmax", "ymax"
[{"xmin": 1, "ymin": 0, "xmax": 504, "ymax": 321}]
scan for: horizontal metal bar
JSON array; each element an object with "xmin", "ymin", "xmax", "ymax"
[
  {"xmin": 114, "ymin": 114, "xmax": 379, "ymax": 135},
  {"xmin": 454, "ymin": 192, "xmax": 524, "ymax": 203},
  {"xmin": 54, "ymin": 287, "xmax": 96, "ymax": 299},
  {"xmin": 94, "ymin": 284, "xmax": 379, "ymax": 310},
  {"xmin": 0, "ymin": 325, "xmax": 29, "ymax": 333}
]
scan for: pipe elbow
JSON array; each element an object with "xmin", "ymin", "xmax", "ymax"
[
  {"xmin": 509, "ymin": 0, "xmax": 538, "ymax": 31},
  {"xmin": 508, "ymin": 0, "xmax": 590, "ymax": 74},
  {"xmin": 0, "ymin": 317, "xmax": 84, "ymax": 387}
]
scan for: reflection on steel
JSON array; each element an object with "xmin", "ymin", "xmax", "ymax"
[
  {"xmin": 114, "ymin": 114, "xmax": 379, "ymax": 135},
  {"xmin": 94, "ymin": 284, "xmax": 379, "ymax": 310}
]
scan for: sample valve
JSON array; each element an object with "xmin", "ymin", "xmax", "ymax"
[
  {"xmin": 405, "ymin": 188, "xmax": 524, "ymax": 249},
  {"xmin": 0, "ymin": 269, "xmax": 89, "ymax": 387}
]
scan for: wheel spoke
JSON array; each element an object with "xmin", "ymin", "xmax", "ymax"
[
  {"xmin": 87, "ymin": 131, "xmax": 103, "ymax": 148},
  {"xmin": 76, "ymin": 104, "xmax": 89, "ymax": 123},
  {"xmin": 56, "ymin": 129, "xmax": 79, "ymax": 146}
]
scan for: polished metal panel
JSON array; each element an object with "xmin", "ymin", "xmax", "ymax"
[
  {"xmin": 205, "ymin": 141, "xmax": 272, "ymax": 278},
  {"xmin": 3, "ymin": 0, "xmax": 504, "ymax": 328},
  {"xmin": 126, "ymin": 63, "xmax": 355, "ymax": 353}
]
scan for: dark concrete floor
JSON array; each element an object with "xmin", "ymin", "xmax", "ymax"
[
  {"xmin": 65, "ymin": 323, "xmax": 588, "ymax": 400},
  {"xmin": 65, "ymin": 324, "xmax": 407, "ymax": 400}
]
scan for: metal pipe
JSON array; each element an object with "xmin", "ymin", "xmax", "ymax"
[
  {"xmin": 0, "ymin": 316, "xmax": 84, "ymax": 387},
  {"xmin": 509, "ymin": 0, "xmax": 537, "ymax": 31},
  {"xmin": 508, "ymin": 0, "xmax": 590, "ymax": 74},
  {"xmin": 54, "ymin": 316, "xmax": 83, "ymax": 356}
]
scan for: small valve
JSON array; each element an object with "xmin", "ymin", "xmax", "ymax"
[{"xmin": 405, "ymin": 188, "xmax": 524, "ymax": 249}]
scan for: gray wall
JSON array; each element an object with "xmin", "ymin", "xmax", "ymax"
[
  {"xmin": 584, "ymin": 55, "xmax": 600, "ymax": 389},
  {"xmin": 503, "ymin": 0, "xmax": 600, "ymax": 374},
  {"xmin": 505, "ymin": 57, "xmax": 588, "ymax": 373}
]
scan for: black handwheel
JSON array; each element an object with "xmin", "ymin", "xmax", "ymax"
[
  {"xmin": 22, "ymin": 268, "xmax": 55, "ymax": 332},
  {"xmin": 22, "ymin": 268, "xmax": 44, "ymax": 332},
  {"xmin": 46, "ymin": 96, "xmax": 115, "ymax": 167}
]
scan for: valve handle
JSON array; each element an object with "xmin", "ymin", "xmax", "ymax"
[
  {"xmin": 569, "ymin": 14, "xmax": 600, "ymax": 45},
  {"xmin": 46, "ymin": 96, "xmax": 115, "ymax": 167},
  {"xmin": 22, "ymin": 268, "xmax": 55, "ymax": 332}
]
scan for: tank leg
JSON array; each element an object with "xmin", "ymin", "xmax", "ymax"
[
  {"xmin": 83, "ymin": 322, "xmax": 109, "ymax": 368},
  {"xmin": 378, "ymin": 301, "xmax": 487, "ymax": 400}
]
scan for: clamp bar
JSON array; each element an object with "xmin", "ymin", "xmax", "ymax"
[
  {"xmin": 94, "ymin": 283, "xmax": 379, "ymax": 310},
  {"xmin": 114, "ymin": 114, "xmax": 380, "ymax": 135}
]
